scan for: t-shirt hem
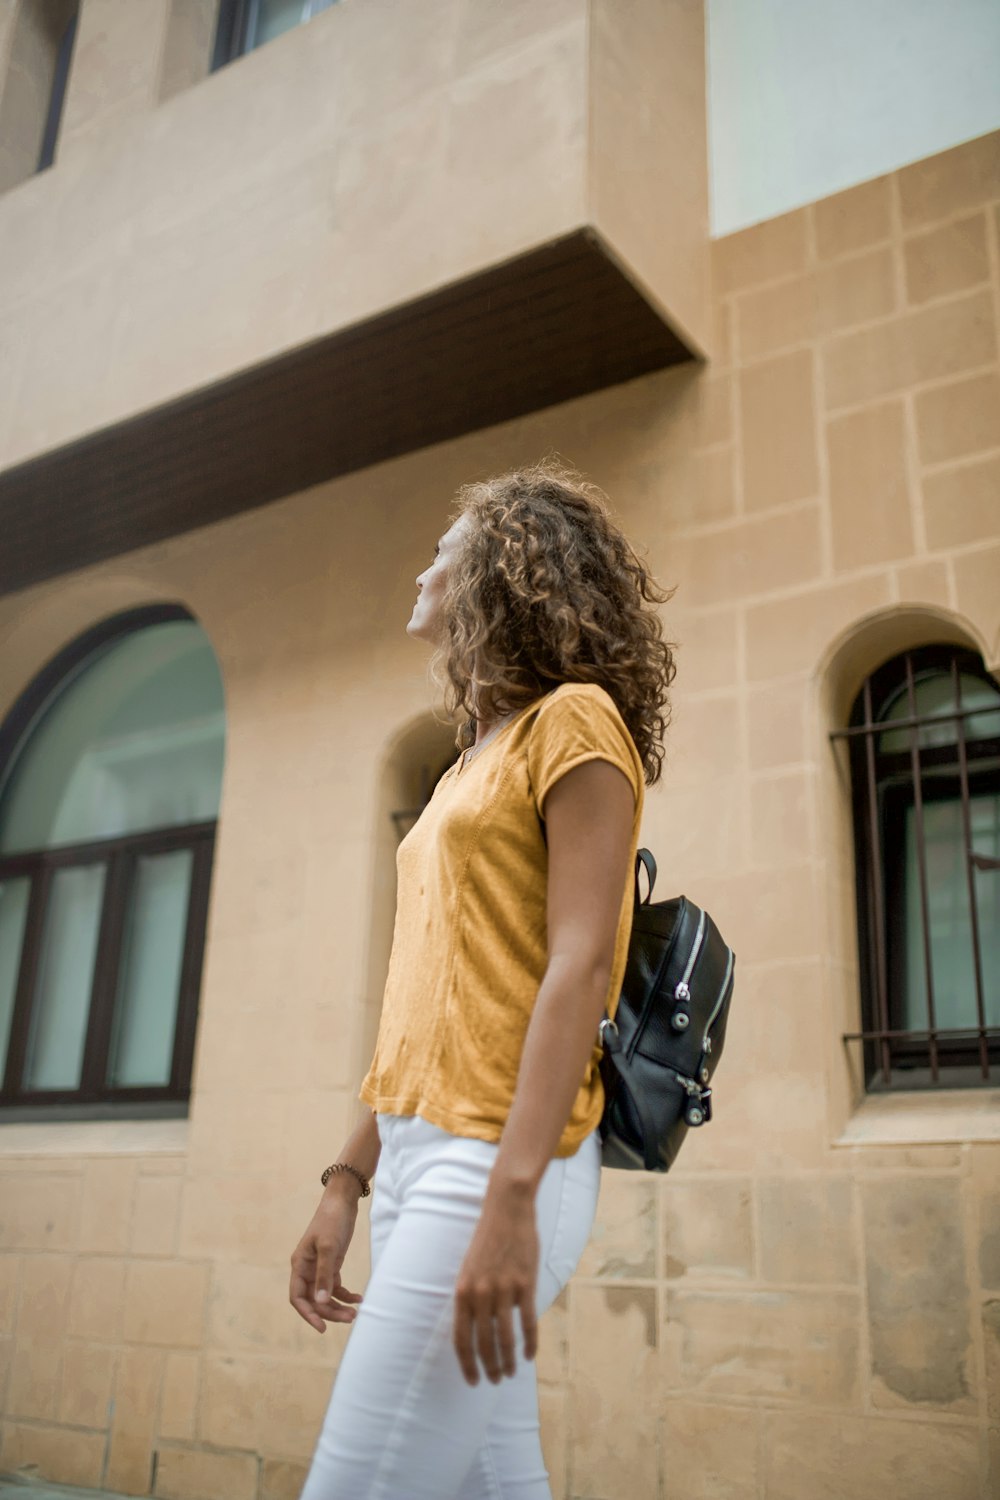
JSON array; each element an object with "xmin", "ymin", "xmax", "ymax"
[{"xmin": 358, "ymin": 1085, "xmax": 601, "ymax": 1159}]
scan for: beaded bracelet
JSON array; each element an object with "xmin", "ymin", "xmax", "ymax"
[{"xmin": 320, "ymin": 1161, "xmax": 371, "ymax": 1196}]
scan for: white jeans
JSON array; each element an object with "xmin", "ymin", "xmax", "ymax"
[{"xmin": 299, "ymin": 1112, "xmax": 602, "ymax": 1500}]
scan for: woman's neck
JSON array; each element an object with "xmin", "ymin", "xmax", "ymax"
[
  {"xmin": 472, "ymin": 714, "xmax": 507, "ymax": 748},
  {"xmin": 469, "ymin": 701, "xmax": 517, "ymax": 748}
]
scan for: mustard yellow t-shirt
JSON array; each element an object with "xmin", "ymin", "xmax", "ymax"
[{"xmin": 359, "ymin": 681, "xmax": 645, "ymax": 1157}]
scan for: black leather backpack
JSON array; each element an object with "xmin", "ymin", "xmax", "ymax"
[{"xmin": 599, "ymin": 849, "xmax": 736, "ymax": 1172}]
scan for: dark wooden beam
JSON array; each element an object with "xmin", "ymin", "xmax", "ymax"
[{"xmin": 0, "ymin": 228, "xmax": 693, "ymax": 596}]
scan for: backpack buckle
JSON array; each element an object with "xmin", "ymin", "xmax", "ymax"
[{"xmin": 682, "ymin": 1080, "xmax": 713, "ymax": 1128}]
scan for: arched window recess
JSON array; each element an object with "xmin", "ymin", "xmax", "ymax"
[
  {"xmin": 0, "ymin": 606, "xmax": 225, "ymax": 1120},
  {"xmin": 831, "ymin": 644, "xmax": 1000, "ymax": 1092},
  {"xmin": 389, "ymin": 752, "xmax": 459, "ymax": 842}
]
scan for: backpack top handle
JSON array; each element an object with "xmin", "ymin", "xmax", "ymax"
[{"xmin": 635, "ymin": 847, "xmax": 657, "ymax": 906}]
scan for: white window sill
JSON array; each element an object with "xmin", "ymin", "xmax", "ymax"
[
  {"xmin": 0, "ymin": 1118, "xmax": 189, "ymax": 1157},
  {"xmin": 834, "ymin": 1088, "xmax": 1000, "ymax": 1147}
]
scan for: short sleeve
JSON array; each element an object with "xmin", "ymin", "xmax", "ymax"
[{"xmin": 526, "ymin": 684, "xmax": 642, "ymax": 818}]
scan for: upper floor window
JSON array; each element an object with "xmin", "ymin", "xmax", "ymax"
[
  {"xmin": 0, "ymin": 608, "xmax": 225, "ymax": 1119},
  {"xmin": 212, "ymin": 0, "xmax": 340, "ymax": 69},
  {"xmin": 836, "ymin": 645, "xmax": 1000, "ymax": 1091},
  {"xmin": 0, "ymin": 0, "xmax": 77, "ymax": 193},
  {"xmin": 37, "ymin": 3, "xmax": 77, "ymax": 171}
]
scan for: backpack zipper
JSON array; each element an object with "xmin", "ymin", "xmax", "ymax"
[
  {"xmin": 672, "ymin": 908, "xmax": 706, "ymax": 1006},
  {"xmin": 701, "ymin": 947, "xmax": 735, "ymax": 1058}
]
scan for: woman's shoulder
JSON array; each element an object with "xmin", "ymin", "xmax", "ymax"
[
  {"xmin": 529, "ymin": 681, "xmax": 636, "ymax": 753},
  {"xmin": 534, "ymin": 680, "xmax": 624, "ymax": 721},
  {"xmin": 526, "ymin": 680, "xmax": 644, "ymax": 798}
]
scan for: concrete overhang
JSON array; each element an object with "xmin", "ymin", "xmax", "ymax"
[{"xmin": 0, "ymin": 0, "xmax": 710, "ymax": 595}]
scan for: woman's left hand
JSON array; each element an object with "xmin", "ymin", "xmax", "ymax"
[{"xmin": 453, "ymin": 1183, "xmax": 539, "ymax": 1385}]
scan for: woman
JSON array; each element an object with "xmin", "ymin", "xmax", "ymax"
[{"xmin": 292, "ymin": 461, "xmax": 674, "ymax": 1499}]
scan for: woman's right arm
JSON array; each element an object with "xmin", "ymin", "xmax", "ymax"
[{"xmin": 288, "ymin": 1106, "xmax": 382, "ymax": 1333}]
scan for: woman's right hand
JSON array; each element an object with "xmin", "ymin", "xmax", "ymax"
[{"xmin": 289, "ymin": 1182, "xmax": 365, "ymax": 1333}]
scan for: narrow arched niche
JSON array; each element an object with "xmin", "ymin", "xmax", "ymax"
[{"xmin": 353, "ymin": 709, "xmax": 459, "ymax": 1095}]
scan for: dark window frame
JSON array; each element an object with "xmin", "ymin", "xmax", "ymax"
[
  {"xmin": 0, "ymin": 604, "xmax": 217, "ymax": 1121},
  {"xmin": 834, "ymin": 644, "xmax": 1000, "ymax": 1092},
  {"xmin": 36, "ymin": 5, "xmax": 78, "ymax": 173},
  {"xmin": 211, "ymin": 0, "xmax": 253, "ymax": 68}
]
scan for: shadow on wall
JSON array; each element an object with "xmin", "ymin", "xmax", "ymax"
[{"xmin": 353, "ymin": 709, "xmax": 459, "ymax": 1093}]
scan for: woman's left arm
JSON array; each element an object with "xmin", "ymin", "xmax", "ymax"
[{"xmin": 452, "ymin": 757, "xmax": 636, "ymax": 1386}]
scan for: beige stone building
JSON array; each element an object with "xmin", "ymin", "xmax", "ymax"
[{"xmin": 0, "ymin": 2, "xmax": 998, "ymax": 1497}]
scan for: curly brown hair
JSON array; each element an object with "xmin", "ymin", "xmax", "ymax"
[{"xmin": 431, "ymin": 459, "xmax": 676, "ymax": 786}]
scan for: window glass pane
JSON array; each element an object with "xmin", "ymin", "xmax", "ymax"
[
  {"xmin": 880, "ymin": 671, "xmax": 1000, "ymax": 753},
  {"xmin": 107, "ymin": 850, "xmax": 193, "ymax": 1088},
  {"xmin": 23, "ymin": 863, "xmax": 106, "ymax": 1090},
  {"xmin": 0, "ymin": 620, "xmax": 225, "ymax": 856},
  {"xmin": 246, "ymin": 0, "xmax": 338, "ymax": 49},
  {"xmin": 249, "ymin": 0, "xmax": 308, "ymax": 47},
  {"xmin": 0, "ymin": 877, "xmax": 31, "ymax": 1084},
  {"xmin": 903, "ymin": 795, "xmax": 1000, "ymax": 1033}
]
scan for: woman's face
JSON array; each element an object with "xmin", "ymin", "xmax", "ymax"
[{"xmin": 407, "ymin": 514, "xmax": 470, "ymax": 643}]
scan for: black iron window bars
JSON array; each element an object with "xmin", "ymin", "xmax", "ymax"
[{"xmin": 831, "ymin": 645, "xmax": 1000, "ymax": 1090}]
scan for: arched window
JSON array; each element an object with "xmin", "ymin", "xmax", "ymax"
[
  {"xmin": 836, "ymin": 645, "xmax": 1000, "ymax": 1091},
  {"xmin": 0, "ymin": 607, "xmax": 224, "ymax": 1119}
]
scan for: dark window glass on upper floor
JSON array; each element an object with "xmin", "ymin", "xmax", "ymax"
[{"xmin": 212, "ymin": 0, "xmax": 340, "ymax": 69}]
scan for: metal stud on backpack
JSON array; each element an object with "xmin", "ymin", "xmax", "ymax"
[{"xmin": 598, "ymin": 848, "xmax": 736, "ymax": 1172}]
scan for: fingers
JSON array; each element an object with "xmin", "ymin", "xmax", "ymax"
[
  {"xmin": 289, "ymin": 1244, "xmax": 363, "ymax": 1333},
  {"xmin": 473, "ymin": 1295, "xmax": 503, "ymax": 1385},
  {"xmin": 454, "ymin": 1286, "xmax": 521, "ymax": 1385},
  {"xmin": 313, "ymin": 1282, "xmax": 363, "ymax": 1322},
  {"xmin": 324, "ymin": 1283, "xmax": 364, "ymax": 1306},
  {"xmin": 453, "ymin": 1294, "xmax": 478, "ymax": 1385},
  {"xmin": 518, "ymin": 1290, "xmax": 538, "ymax": 1363},
  {"xmin": 289, "ymin": 1264, "xmax": 327, "ymax": 1333},
  {"xmin": 493, "ymin": 1294, "xmax": 517, "ymax": 1379}
]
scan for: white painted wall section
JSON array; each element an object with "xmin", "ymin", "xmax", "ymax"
[{"xmin": 707, "ymin": 0, "xmax": 1000, "ymax": 233}]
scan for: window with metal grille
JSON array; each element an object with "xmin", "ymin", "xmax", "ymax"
[
  {"xmin": 0, "ymin": 607, "xmax": 224, "ymax": 1120},
  {"xmin": 212, "ymin": 0, "xmax": 340, "ymax": 68},
  {"xmin": 832, "ymin": 644, "xmax": 1000, "ymax": 1091}
]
